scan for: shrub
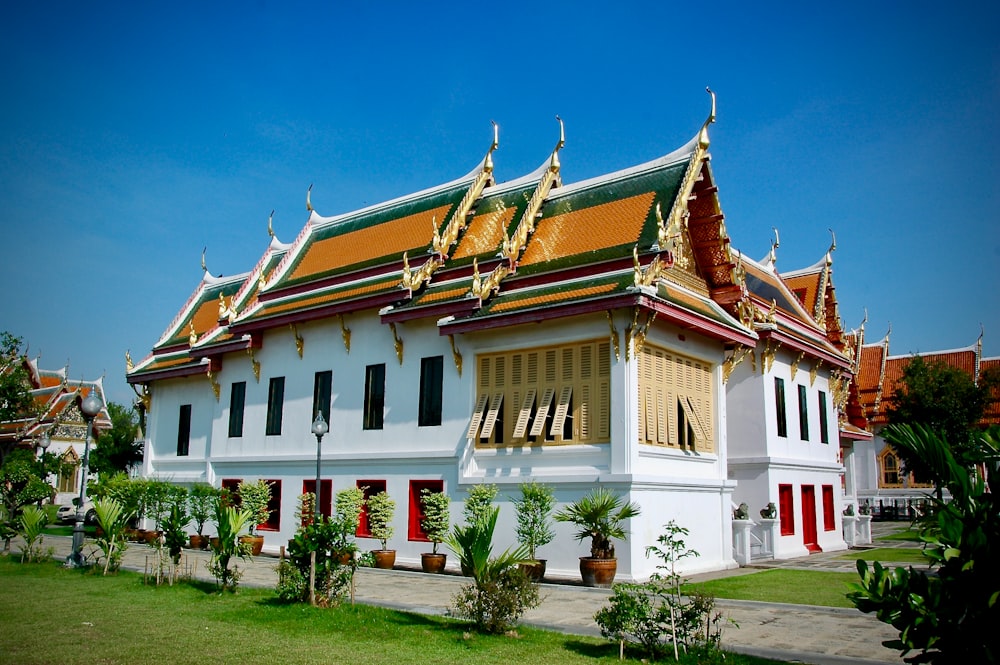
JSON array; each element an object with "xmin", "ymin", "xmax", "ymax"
[
  {"xmin": 237, "ymin": 479, "xmax": 273, "ymax": 536},
  {"xmin": 463, "ymin": 483, "xmax": 498, "ymax": 527},
  {"xmin": 17, "ymin": 505, "xmax": 49, "ymax": 563},
  {"xmin": 514, "ymin": 481, "xmax": 555, "ymax": 561},
  {"xmin": 365, "ymin": 491, "xmax": 394, "ymax": 551},
  {"xmin": 208, "ymin": 504, "xmax": 253, "ymax": 592},
  {"xmin": 92, "ymin": 497, "xmax": 131, "ymax": 575},
  {"xmin": 420, "ymin": 488, "xmax": 450, "ymax": 554},
  {"xmin": 188, "ymin": 483, "xmax": 218, "ymax": 536}
]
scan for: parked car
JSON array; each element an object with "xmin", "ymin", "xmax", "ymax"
[{"xmin": 57, "ymin": 500, "xmax": 97, "ymax": 525}]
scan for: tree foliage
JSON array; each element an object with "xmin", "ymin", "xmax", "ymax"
[
  {"xmin": 90, "ymin": 402, "xmax": 142, "ymax": 476},
  {"xmin": 886, "ymin": 356, "xmax": 999, "ymax": 479},
  {"xmin": 0, "ymin": 332, "xmax": 39, "ymax": 466},
  {"xmin": 848, "ymin": 424, "xmax": 1000, "ymax": 664}
]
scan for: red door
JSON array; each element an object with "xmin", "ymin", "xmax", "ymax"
[{"xmin": 801, "ymin": 485, "xmax": 821, "ymax": 552}]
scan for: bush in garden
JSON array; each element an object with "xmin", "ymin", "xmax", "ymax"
[
  {"xmin": 92, "ymin": 497, "xmax": 131, "ymax": 575},
  {"xmin": 16, "ymin": 505, "xmax": 50, "ymax": 563},
  {"xmin": 594, "ymin": 521, "xmax": 730, "ymax": 661}
]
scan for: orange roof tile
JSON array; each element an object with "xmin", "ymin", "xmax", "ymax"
[
  {"xmin": 489, "ymin": 282, "xmax": 619, "ymax": 313},
  {"xmin": 783, "ymin": 273, "xmax": 820, "ymax": 312},
  {"xmin": 520, "ymin": 192, "xmax": 655, "ymax": 267},
  {"xmin": 289, "ymin": 204, "xmax": 453, "ymax": 282},
  {"xmin": 452, "ymin": 206, "xmax": 517, "ymax": 260}
]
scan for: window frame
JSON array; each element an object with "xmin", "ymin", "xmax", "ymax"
[
  {"xmin": 258, "ymin": 479, "xmax": 282, "ymax": 532},
  {"xmin": 822, "ymin": 484, "xmax": 835, "ymax": 531},
  {"xmin": 228, "ymin": 381, "xmax": 246, "ymax": 438},
  {"xmin": 774, "ymin": 378, "xmax": 788, "ymax": 438},
  {"xmin": 265, "ymin": 377, "xmax": 285, "ymax": 436},
  {"xmin": 818, "ymin": 390, "xmax": 829, "ymax": 444},
  {"xmin": 408, "ymin": 479, "xmax": 444, "ymax": 542},
  {"xmin": 356, "ymin": 480, "xmax": 387, "ymax": 537},
  {"xmin": 798, "ymin": 384, "xmax": 809, "ymax": 441},
  {"xmin": 778, "ymin": 484, "xmax": 795, "ymax": 536},
  {"xmin": 363, "ymin": 364, "xmax": 385, "ymax": 430},
  {"xmin": 302, "ymin": 479, "xmax": 333, "ymax": 524},
  {"xmin": 418, "ymin": 356, "xmax": 444, "ymax": 427},
  {"xmin": 176, "ymin": 404, "xmax": 192, "ymax": 456}
]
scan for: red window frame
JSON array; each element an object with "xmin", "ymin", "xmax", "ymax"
[
  {"xmin": 356, "ymin": 480, "xmax": 387, "ymax": 538},
  {"xmin": 301, "ymin": 479, "xmax": 333, "ymax": 525},
  {"xmin": 408, "ymin": 479, "xmax": 444, "ymax": 542},
  {"xmin": 258, "ymin": 479, "xmax": 281, "ymax": 532},
  {"xmin": 778, "ymin": 484, "xmax": 795, "ymax": 536},
  {"xmin": 821, "ymin": 485, "xmax": 835, "ymax": 531}
]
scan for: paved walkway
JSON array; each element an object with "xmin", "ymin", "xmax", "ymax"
[{"xmin": 23, "ymin": 525, "xmax": 917, "ymax": 665}]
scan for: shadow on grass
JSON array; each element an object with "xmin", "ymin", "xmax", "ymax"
[{"xmin": 563, "ymin": 638, "xmax": 615, "ymax": 658}]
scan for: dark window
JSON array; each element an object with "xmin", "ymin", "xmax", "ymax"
[
  {"xmin": 302, "ymin": 479, "xmax": 333, "ymax": 524},
  {"xmin": 363, "ymin": 364, "xmax": 385, "ymax": 430},
  {"xmin": 418, "ymin": 356, "xmax": 443, "ymax": 427},
  {"xmin": 818, "ymin": 391, "xmax": 829, "ymax": 444},
  {"xmin": 778, "ymin": 484, "xmax": 795, "ymax": 535},
  {"xmin": 408, "ymin": 479, "xmax": 444, "ymax": 542},
  {"xmin": 259, "ymin": 479, "xmax": 281, "ymax": 531},
  {"xmin": 313, "ymin": 370, "xmax": 332, "ymax": 424},
  {"xmin": 822, "ymin": 485, "xmax": 835, "ymax": 531},
  {"xmin": 356, "ymin": 480, "xmax": 387, "ymax": 537},
  {"xmin": 176, "ymin": 404, "xmax": 191, "ymax": 456},
  {"xmin": 228, "ymin": 382, "xmax": 246, "ymax": 438},
  {"xmin": 798, "ymin": 385, "xmax": 809, "ymax": 441},
  {"xmin": 774, "ymin": 378, "xmax": 787, "ymax": 438},
  {"xmin": 266, "ymin": 377, "xmax": 285, "ymax": 436},
  {"xmin": 221, "ymin": 478, "xmax": 240, "ymax": 507}
]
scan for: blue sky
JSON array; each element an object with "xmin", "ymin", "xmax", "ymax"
[{"xmin": 2, "ymin": 1, "xmax": 997, "ymax": 406}]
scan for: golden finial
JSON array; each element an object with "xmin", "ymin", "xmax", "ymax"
[
  {"xmin": 698, "ymin": 87, "xmax": 717, "ymax": 149},
  {"xmin": 188, "ymin": 321, "xmax": 198, "ymax": 346},
  {"xmin": 484, "ymin": 120, "xmax": 499, "ymax": 173},
  {"xmin": 201, "ymin": 247, "xmax": 207, "ymax": 273},
  {"xmin": 306, "ymin": 184, "xmax": 313, "ymax": 212},
  {"xmin": 550, "ymin": 115, "xmax": 565, "ymax": 171},
  {"xmin": 125, "ymin": 350, "xmax": 134, "ymax": 372},
  {"xmin": 268, "ymin": 210, "xmax": 275, "ymax": 238},
  {"xmin": 826, "ymin": 228, "xmax": 837, "ymax": 266},
  {"xmin": 768, "ymin": 228, "xmax": 780, "ymax": 266}
]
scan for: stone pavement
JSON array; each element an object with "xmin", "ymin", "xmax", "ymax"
[{"xmin": 25, "ymin": 528, "xmax": 915, "ymax": 665}]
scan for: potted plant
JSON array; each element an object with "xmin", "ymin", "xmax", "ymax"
[
  {"xmin": 237, "ymin": 479, "xmax": 273, "ymax": 556},
  {"xmin": 162, "ymin": 500, "xmax": 189, "ymax": 565},
  {"xmin": 365, "ymin": 490, "xmax": 395, "ymax": 569},
  {"xmin": 514, "ymin": 481, "xmax": 555, "ymax": 581},
  {"xmin": 419, "ymin": 488, "xmax": 450, "ymax": 573},
  {"xmin": 554, "ymin": 487, "xmax": 641, "ymax": 587},
  {"xmin": 463, "ymin": 483, "xmax": 498, "ymax": 526},
  {"xmin": 188, "ymin": 482, "xmax": 217, "ymax": 549},
  {"xmin": 332, "ymin": 487, "xmax": 365, "ymax": 563}
]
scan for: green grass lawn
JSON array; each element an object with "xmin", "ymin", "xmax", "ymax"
[
  {"xmin": 683, "ymin": 569, "xmax": 858, "ymax": 608},
  {"xmin": 836, "ymin": 547, "xmax": 928, "ymax": 564},
  {"xmin": 877, "ymin": 527, "xmax": 922, "ymax": 542},
  {"xmin": 0, "ymin": 556, "xmax": 783, "ymax": 665}
]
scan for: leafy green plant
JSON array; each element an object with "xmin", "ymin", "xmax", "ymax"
[
  {"xmin": 514, "ymin": 481, "xmax": 555, "ymax": 561},
  {"xmin": 448, "ymin": 505, "xmax": 538, "ymax": 634},
  {"xmin": 848, "ymin": 423, "xmax": 1000, "ymax": 664},
  {"xmin": 594, "ymin": 521, "xmax": 728, "ymax": 661},
  {"xmin": 237, "ymin": 479, "xmax": 273, "ymax": 536},
  {"xmin": 92, "ymin": 497, "xmax": 131, "ymax": 575},
  {"xmin": 17, "ymin": 505, "xmax": 49, "ymax": 563},
  {"xmin": 463, "ymin": 483, "xmax": 498, "ymax": 527},
  {"xmin": 554, "ymin": 487, "xmax": 640, "ymax": 559},
  {"xmin": 420, "ymin": 488, "xmax": 450, "ymax": 554},
  {"xmin": 188, "ymin": 482, "xmax": 217, "ymax": 537},
  {"xmin": 208, "ymin": 504, "xmax": 253, "ymax": 592},
  {"xmin": 365, "ymin": 491, "xmax": 395, "ymax": 551},
  {"xmin": 162, "ymin": 502, "xmax": 189, "ymax": 565}
]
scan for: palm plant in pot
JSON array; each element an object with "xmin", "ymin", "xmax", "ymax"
[
  {"xmin": 365, "ymin": 490, "xmax": 395, "ymax": 569},
  {"xmin": 554, "ymin": 487, "xmax": 641, "ymax": 587},
  {"xmin": 188, "ymin": 482, "xmax": 217, "ymax": 549},
  {"xmin": 419, "ymin": 488, "xmax": 450, "ymax": 573},
  {"xmin": 514, "ymin": 481, "xmax": 555, "ymax": 581},
  {"xmin": 237, "ymin": 479, "xmax": 273, "ymax": 556}
]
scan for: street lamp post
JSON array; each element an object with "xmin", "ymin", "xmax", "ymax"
[
  {"xmin": 37, "ymin": 433, "xmax": 51, "ymax": 457},
  {"xmin": 311, "ymin": 412, "xmax": 329, "ymax": 524},
  {"xmin": 69, "ymin": 390, "xmax": 103, "ymax": 567}
]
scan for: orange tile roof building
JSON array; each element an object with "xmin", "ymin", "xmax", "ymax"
[{"xmin": 127, "ymin": 96, "xmax": 874, "ymax": 576}]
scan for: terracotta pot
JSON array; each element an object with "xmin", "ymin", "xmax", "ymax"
[
  {"xmin": 143, "ymin": 530, "xmax": 162, "ymax": 545},
  {"xmin": 372, "ymin": 549, "xmax": 396, "ymax": 569},
  {"xmin": 189, "ymin": 534, "xmax": 206, "ymax": 550},
  {"xmin": 210, "ymin": 537, "xmax": 220, "ymax": 551},
  {"xmin": 421, "ymin": 552, "xmax": 447, "ymax": 574},
  {"xmin": 335, "ymin": 550, "xmax": 354, "ymax": 565},
  {"xmin": 579, "ymin": 557, "xmax": 617, "ymax": 587},
  {"xmin": 519, "ymin": 559, "xmax": 546, "ymax": 581},
  {"xmin": 240, "ymin": 534, "xmax": 264, "ymax": 556}
]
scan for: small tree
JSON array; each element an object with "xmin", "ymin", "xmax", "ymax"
[
  {"xmin": 463, "ymin": 483, "xmax": 498, "ymax": 527},
  {"xmin": 208, "ymin": 503, "xmax": 253, "ymax": 592},
  {"xmin": 237, "ymin": 479, "xmax": 273, "ymax": 536},
  {"xmin": 420, "ymin": 488, "xmax": 450, "ymax": 555},
  {"xmin": 16, "ymin": 505, "xmax": 49, "ymax": 563},
  {"xmin": 0, "ymin": 449, "xmax": 59, "ymax": 552},
  {"xmin": 554, "ymin": 487, "xmax": 641, "ymax": 559},
  {"xmin": 92, "ymin": 497, "xmax": 132, "ymax": 575},
  {"xmin": 0, "ymin": 332, "xmax": 40, "ymax": 467},
  {"xmin": 188, "ymin": 483, "xmax": 218, "ymax": 538},
  {"xmin": 514, "ymin": 481, "xmax": 555, "ymax": 561},
  {"xmin": 366, "ymin": 491, "xmax": 395, "ymax": 551},
  {"xmin": 89, "ymin": 402, "xmax": 143, "ymax": 476}
]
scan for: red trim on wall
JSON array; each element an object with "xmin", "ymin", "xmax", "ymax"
[
  {"xmin": 258, "ymin": 480, "xmax": 281, "ymax": 532},
  {"xmin": 822, "ymin": 485, "xmax": 835, "ymax": 532},
  {"xmin": 778, "ymin": 484, "xmax": 795, "ymax": 536},
  {"xmin": 356, "ymin": 480, "xmax": 386, "ymax": 538},
  {"xmin": 408, "ymin": 480, "xmax": 443, "ymax": 542}
]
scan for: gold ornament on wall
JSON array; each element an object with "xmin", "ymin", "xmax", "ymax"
[
  {"xmin": 389, "ymin": 322, "xmax": 404, "ymax": 365},
  {"xmin": 289, "ymin": 324, "xmax": 304, "ymax": 358},
  {"xmin": 448, "ymin": 334, "xmax": 463, "ymax": 377}
]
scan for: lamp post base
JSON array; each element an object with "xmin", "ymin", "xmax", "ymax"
[{"xmin": 66, "ymin": 519, "xmax": 86, "ymax": 568}]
